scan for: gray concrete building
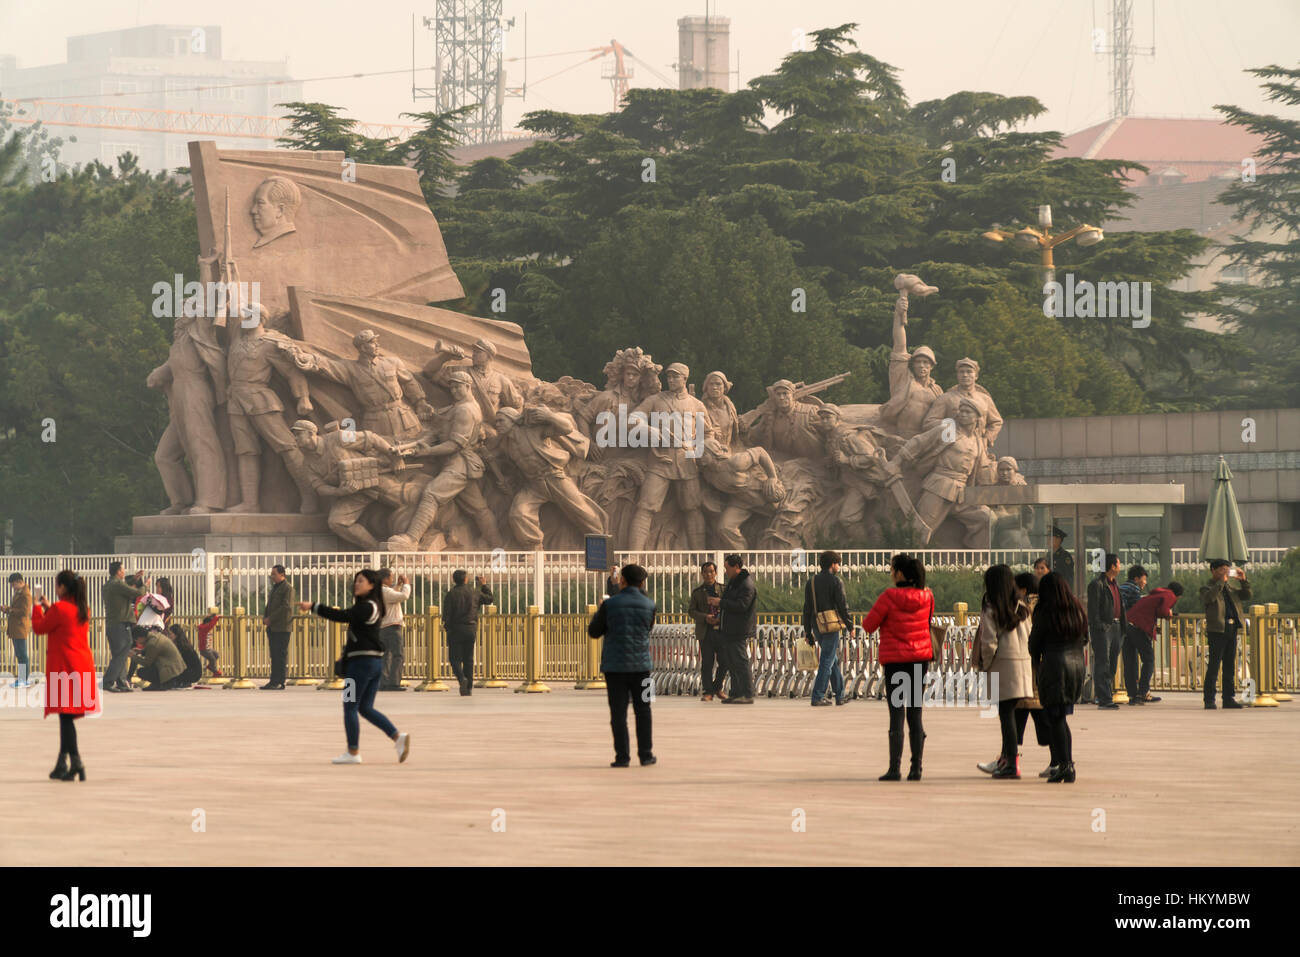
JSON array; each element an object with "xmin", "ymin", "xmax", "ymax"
[{"xmin": 994, "ymin": 408, "xmax": 1300, "ymax": 549}]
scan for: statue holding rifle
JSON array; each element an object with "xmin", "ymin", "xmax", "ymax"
[{"xmin": 739, "ymin": 374, "xmax": 849, "ymax": 462}]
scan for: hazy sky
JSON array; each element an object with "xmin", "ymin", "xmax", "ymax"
[{"xmin": 2, "ymin": 0, "xmax": 1296, "ymax": 134}]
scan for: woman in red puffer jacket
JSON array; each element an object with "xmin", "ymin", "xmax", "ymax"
[{"xmin": 861, "ymin": 554, "xmax": 934, "ymax": 782}]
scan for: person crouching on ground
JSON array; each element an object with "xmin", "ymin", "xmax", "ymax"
[
  {"xmin": 30, "ymin": 570, "xmax": 96, "ymax": 781},
  {"xmin": 1028, "ymin": 573, "xmax": 1087, "ymax": 782},
  {"xmin": 861, "ymin": 554, "xmax": 934, "ymax": 781},
  {"xmin": 588, "ymin": 563, "xmax": 657, "ymax": 767},
  {"xmin": 130, "ymin": 625, "xmax": 186, "ymax": 690},
  {"xmin": 302, "ymin": 570, "xmax": 410, "ymax": 765},
  {"xmin": 973, "ymin": 564, "xmax": 1034, "ymax": 779},
  {"xmin": 803, "ymin": 550, "xmax": 851, "ymax": 707}
]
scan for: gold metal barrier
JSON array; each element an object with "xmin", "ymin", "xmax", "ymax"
[
  {"xmin": 515, "ymin": 605, "xmax": 550, "ymax": 693},
  {"xmin": 414, "ymin": 607, "xmax": 449, "ymax": 692},
  {"xmin": 576, "ymin": 604, "xmax": 605, "ymax": 690}
]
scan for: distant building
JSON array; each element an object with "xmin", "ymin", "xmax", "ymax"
[
  {"xmin": 677, "ymin": 14, "xmax": 730, "ymax": 92},
  {"xmin": 1056, "ymin": 116, "xmax": 1277, "ymax": 332},
  {"xmin": 0, "ymin": 24, "xmax": 301, "ymax": 172}
]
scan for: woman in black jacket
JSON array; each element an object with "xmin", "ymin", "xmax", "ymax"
[
  {"xmin": 301, "ymin": 569, "xmax": 411, "ymax": 765},
  {"xmin": 1027, "ymin": 572, "xmax": 1087, "ymax": 783}
]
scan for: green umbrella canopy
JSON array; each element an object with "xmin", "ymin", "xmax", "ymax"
[{"xmin": 1199, "ymin": 455, "xmax": 1249, "ymax": 564}]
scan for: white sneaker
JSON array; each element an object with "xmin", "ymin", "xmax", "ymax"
[
  {"xmin": 394, "ymin": 732, "xmax": 410, "ymax": 763},
  {"xmin": 331, "ymin": 753, "xmax": 363, "ymax": 764}
]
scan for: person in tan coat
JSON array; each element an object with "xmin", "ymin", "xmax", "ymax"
[{"xmin": 973, "ymin": 564, "xmax": 1034, "ymax": 779}]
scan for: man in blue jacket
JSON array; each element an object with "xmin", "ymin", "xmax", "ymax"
[{"xmin": 588, "ymin": 563, "xmax": 658, "ymax": 767}]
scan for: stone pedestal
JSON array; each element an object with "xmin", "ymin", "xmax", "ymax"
[{"xmin": 114, "ymin": 513, "xmax": 342, "ymax": 554}]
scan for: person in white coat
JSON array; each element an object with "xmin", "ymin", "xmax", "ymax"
[
  {"xmin": 378, "ymin": 569, "xmax": 412, "ymax": 691},
  {"xmin": 972, "ymin": 564, "xmax": 1034, "ymax": 779}
]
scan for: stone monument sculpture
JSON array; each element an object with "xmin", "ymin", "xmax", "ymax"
[
  {"xmin": 624, "ymin": 363, "xmax": 711, "ymax": 550},
  {"xmin": 877, "ymin": 273, "xmax": 943, "ymax": 439},
  {"xmin": 292, "ymin": 329, "xmax": 434, "ymax": 442},
  {"xmin": 130, "ymin": 145, "xmax": 1033, "ymax": 553},
  {"xmin": 886, "ymin": 397, "xmax": 993, "ymax": 545},
  {"xmin": 488, "ymin": 405, "xmax": 607, "ymax": 549},
  {"xmin": 147, "ymin": 313, "xmax": 229, "ymax": 515},
  {"xmin": 425, "ymin": 337, "xmax": 524, "ymax": 437},
  {"xmin": 385, "ymin": 370, "xmax": 502, "ymax": 550},
  {"xmin": 224, "ymin": 308, "xmax": 320, "ymax": 514},
  {"xmin": 291, "ymin": 419, "xmax": 422, "ymax": 550}
]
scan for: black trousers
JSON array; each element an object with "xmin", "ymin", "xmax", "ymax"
[
  {"xmin": 1122, "ymin": 625, "xmax": 1155, "ymax": 699},
  {"xmin": 1019, "ymin": 708, "xmax": 1057, "ymax": 766},
  {"xmin": 447, "ymin": 628, "xmax": 476, "ymax": 686},
  {"xmin": 1091, "ymin": 622, "xmax": 1122, "ymax": 704},
  {"xmin": 883, "ymin": 661, "xmax": 926, "ymax": 745},
  {"xmin": 997, "ymin": 699, "xmax": 1025, "ymax": 761},
  {"xmin": 722, "ymin": 638, "xmax": 753, "ymax": 698},
  {"xmin": 58, "ymin": 713, "xmax": 80, "ymax": 755},
  {"xmin": 1044, "ymin": 705, "xmax": 1073, "ymax": 766},
  {"xmin": 699, "ymin": 630, "xmax": 725, "ymax": 695},
  {"xmin": 604, "ymin": 670, "xmax": 653, "ymax": 761},
  {"xmin": 267, "ymin": 629, "xmax": 291, "ymax": 686},
  {"xmin": 1204, "ymin": 626, "xmax": 1239, "ymax": 703}
]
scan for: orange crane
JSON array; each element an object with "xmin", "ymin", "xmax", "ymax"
[{"xmin": 507, "ymin": 38, "xmax": 674, "ymax": 111}]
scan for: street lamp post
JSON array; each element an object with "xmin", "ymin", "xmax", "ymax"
[{"xmin": 983, "ymin": 204, "xmax": 1104, "ymax": 285}]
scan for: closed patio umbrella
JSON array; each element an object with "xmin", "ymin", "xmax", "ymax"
[{"xmin": 1198, "ymin": 456, "xmax": 1249, "ymax": 564}]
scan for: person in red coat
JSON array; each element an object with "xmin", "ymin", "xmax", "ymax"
[
  {"xmin": 861, "ymin": 554, "xmax": 935, "ymax": 781},
  {"xmin": 30, "ymin": 569, "xmax": 97, "ymax": 781},
  {"xmin": 1124, "ymin": 582, "xmax": 1184, "ymax": 704}
]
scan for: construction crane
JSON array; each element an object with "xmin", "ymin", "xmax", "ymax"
[{"xmin": 507, "ymin": 39, "xmax": 675, "ymax": 112}]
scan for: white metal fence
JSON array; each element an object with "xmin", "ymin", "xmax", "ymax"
[{"xmin": 0, "ymin": 546, "xmax": 1290, "ymax": 623}]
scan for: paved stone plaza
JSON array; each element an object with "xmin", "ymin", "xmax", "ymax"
[{"xmin": 1, "ymin": 686, "xmax": 1295, "ymax": 866}]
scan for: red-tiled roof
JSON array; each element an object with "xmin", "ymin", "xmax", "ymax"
[{"xmin": 1056, "ymin": 117, "xmax": 1265, "ymax": 186}]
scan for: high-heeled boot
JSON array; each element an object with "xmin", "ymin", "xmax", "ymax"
[
  {"xmin": 59, "ymin": 754, "xmax": 86, "ymax": 782},
  {"xmin": 49, "ymin": 751, "xmax": 68, "ymax": 780},
  {"xmin": 879, "ymin": 730, "xmax": 904, "ymax": 781},
  {"xmin": 907, "ymin": 730, "xmax": 926, "ymax": 780}
]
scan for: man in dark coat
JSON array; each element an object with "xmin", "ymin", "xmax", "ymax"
[
  {"xmin": 718, "ymin": 553, "xmax": 758, "ymax": 704},
  {"xmin": 802, "ymin": 550, "xmax": 852, "ymax": 706},
  {"xmin": 1086, "ymin": 553, "xmax": 1125, "ymax": 709},
  {"xmin": 1049, "ymin": 527, "xmax": 1075, "ymax": 588},
  {"xmin": 688, "ymin": 561, "xmax": 726, "ymax": 700},
  {"xmin": 588, "ymin": 564, "xmax": 657, "ymax": 767},
  {"xmin": 442, "ymin": 570, "xmax": 495, "ymax": 695},
  {"xmin": 261, "ymin": 564, "xmax": 295, "ymax": 689},
  {"xmin": 1200, "ymin": 561, "xmax": 1252, "ymax": 709}
]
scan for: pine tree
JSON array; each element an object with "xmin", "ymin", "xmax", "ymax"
[{"xmin": 1215, "ymin": 65, "xmax": 1300, "ymax": 406}]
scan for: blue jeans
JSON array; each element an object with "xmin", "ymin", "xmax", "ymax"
[
  {"xmin": 11, "ymin": 638, "xmax": 28, "ymax": 682},
  {"xmin": 343, "ymin": 655, "xmax": 397, "ymax": 750},
  {"xmin": 811, "ymin": 630, "xmax": 844, "ymax": 702}
]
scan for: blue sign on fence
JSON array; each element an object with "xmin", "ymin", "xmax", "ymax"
[{"xmin": 585, "ymin": 535, "xmax": 612, "ymax": 573}]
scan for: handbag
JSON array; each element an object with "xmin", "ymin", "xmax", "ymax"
[
  {"xmin": 796, "ymin": 640, "xmax": 820, "ymax": 671},
  {"xmin": 810, "ymin": 575, "xmax": 845, "ymax": 634},
  {"xmin": 333, "ymin": 627, "xmax": 353, "ymax": 678}
]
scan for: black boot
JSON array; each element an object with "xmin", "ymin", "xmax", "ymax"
[
  {"xmin": 59, "ymin": 754, "xmax": 85, "ymax": 782},
  {"xmin": 49, "ymin": 751, "xmax": 68, "ymax": 780},
  {"xmin": 906, "ymin": 730, "xmax": 925, "ymax": 781},
  {"xmin": 879, "ymin": 731, "xmax": 903, "ymax": 781}
]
